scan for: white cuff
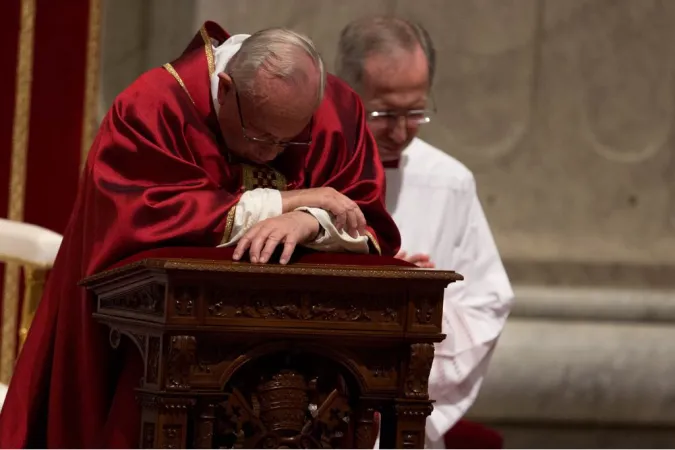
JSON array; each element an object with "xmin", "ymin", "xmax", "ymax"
[
  {"xmin": 217, "ymin": 188, "xmax": 282, "ymax": 247},
  {"xmin": 294, "ymin": 207, "xmax": 369, "ymax": 254}
]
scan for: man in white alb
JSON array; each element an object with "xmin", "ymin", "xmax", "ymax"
[{"xmin": 336, "ymin": 16, "xmax": 515, "ymax": 448}]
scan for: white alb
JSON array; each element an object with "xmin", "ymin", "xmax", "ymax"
[{"xmin": 385, "ymin": 138, "xmax": 514, "ymax": 447}]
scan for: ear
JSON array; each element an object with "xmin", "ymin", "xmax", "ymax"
[{"xmin": 217, "ymin": 72, "xmax": 233, "ymax": 105}]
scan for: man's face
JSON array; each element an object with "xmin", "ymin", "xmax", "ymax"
[
  {"xmin": 360, "ymin": 46, "xmax": 430, "ymax": 162},
  {"xmin": 216, "ymin": 73, "xmax": 314, "ymax": 165}
]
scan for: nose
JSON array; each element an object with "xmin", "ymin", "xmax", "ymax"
[
  {"xmin": 258, "ymin": 144, "xmax": 285, "ymax": 162},
  {"xmin": 388, "ymin": 116, "xmax": 408, "ymax": 144}
]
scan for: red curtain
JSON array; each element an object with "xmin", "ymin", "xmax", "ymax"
[{"xmin": 0, "ymin": 0, "xmax": 101, "ymax": 382}]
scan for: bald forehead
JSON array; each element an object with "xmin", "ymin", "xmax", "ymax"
[
  {"xmin": 251, "ymin": 51, "xmax": 319, "ymax": 98},
  {"xmin": 363, "ymin": 45, "xmax": 429, "ymax": 94},
  {"xmin": 240, "ymin": 59, "xmax": 320, "ymax": 138},
  {"xmin": 252, "ymin": 69, "xmax": 318, "ymax": 112}
]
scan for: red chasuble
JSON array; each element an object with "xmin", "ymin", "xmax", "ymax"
[{"xmin": 0, "ymin": 22, "xmax": 400, "ymax": 448}]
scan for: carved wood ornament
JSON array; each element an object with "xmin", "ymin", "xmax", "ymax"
[{"xmin": 82, "ymin": 256, "xmax": 461, "ymax": 448}]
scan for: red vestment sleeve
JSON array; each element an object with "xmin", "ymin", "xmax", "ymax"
[
  {"xmin": 302, "ymin": 76, "xmax": 401, "ymax": 256},
  {"xmin": 85, "ymin": 79, "xmax": 241, "ymax": 269}
]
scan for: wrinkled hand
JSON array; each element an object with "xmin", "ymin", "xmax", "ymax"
[
  {"xmin": 281, "ymin": 187, "xmax": 366, "ymax": 238},
  {"xmin": 233, "ymin": 211, "xmax": 320, "ymax": 265},
  {"xmin": 395, "ymin": 251, "xmax": 435, "ymax": 268}
]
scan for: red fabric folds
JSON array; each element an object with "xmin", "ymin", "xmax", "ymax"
[{"xmin": 444, "ymin": 419, "xmax": 504, "ymax": 449}]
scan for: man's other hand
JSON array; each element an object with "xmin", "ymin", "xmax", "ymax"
[
  {"xmin": 233, "ymin": 211, "xmax": 320, "ymax": 265},
  {"xmin": 395, "ymin": 250, "xmax": 435, "ymax": 268},
  {"xmin": 280, "ymin": 187, "xmax": 366, "ymax": 238}
]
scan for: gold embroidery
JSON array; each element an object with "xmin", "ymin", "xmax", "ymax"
[
  {"xmin": 276, "ymin": 171, "xmax": 288, "ymax": 191},
  {"xmin": 241, "ymin": 164, "xmax": 287, "ymax": 192},
  {"xmin": 1, "ymin": 0, "xmax": 36, "ymax": 384},
  {"xmin": 242, "ymin": 164, "xmax": 254, "ymax": 191},
  {"xmin": 163, "ymin": 63, "xmax": 196, "ymax": 105},
  {"xmin": 221, "ymin": 206, "xmax": 236, "ymax": 245},
  {"xmin": 365, "ymin": 230, "xmax": 381, "ymax": 256},
  {"xmin": 79, "ymin": 0, "xmax": 102, "ymax": 172},
  {"xmin": 200, "ymin": 26, "xmax": 216, "ymax": 77},
  {"xmin": 18, "ymin": 266, "xmax": 47, "ymax": 352}
]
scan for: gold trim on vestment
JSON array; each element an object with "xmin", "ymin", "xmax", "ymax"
[
  {"xmin": 274, "ymin": 171, "xmax": 288, "ymax": 191},
  {"xmin": 1, "ymin": 0, "xmax": 36, "ymax": 384},
  {"xmin": 242, "ymin": 165, "xmax": 254, "ymax": 192},
  {"xmin": 365, "ymin": 230, "xmax": 381, "ymax": 256},
  {"xmin": 79, "ymin": 0, "xmax": 102, "ymax": 172},
  {"xmin": 241, "ymin": 164, "xmax": 288, "ymax": 192},
  {"xmin": 200, "ymin": 26, "xmax": 216, "ymax": 77},
  {"xmin": 221, "ymin": 206, "xmax": 237, "ymax": 245},
  {"xmin": 162, "ymin": 63, "xmax": 196, "ymax": 105}
]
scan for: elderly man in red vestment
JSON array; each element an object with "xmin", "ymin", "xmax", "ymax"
[{"xmin": 0, "ymin": 22, "xmax": 400, "ymax": 448}]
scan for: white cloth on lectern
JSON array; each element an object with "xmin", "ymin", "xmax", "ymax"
[{"xmin": 385, "ymin": 138, "xmax": 514, "ymax": 446}]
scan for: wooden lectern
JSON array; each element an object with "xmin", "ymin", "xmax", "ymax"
[{"xmin": 81, "ymin": 249, "xmax": 461, "ymax": 449}]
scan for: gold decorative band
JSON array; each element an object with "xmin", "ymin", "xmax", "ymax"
[
  {"xmin": 365, "ymin": 230, "xmax": 381, "ymax": 256},
  {"xmin": 220, "ymin": 206, "xmax": 237, "ymax": 245},
  {"xmin": 1, "ymin": 0, "xmax": 37, "ymax": 384},
  {"xmin": 199, "ymin": 26, "xmax": 216, "ymax": 77},
  {"xmin": 163, "ymin": 63, "xmax": 196, "ymax": 106},
  {"xmin": 241, "ymin": 164, "xmax": 288, "ymax": 192},
  {"xmin": 80, "ymin": 0, "xmax": 102, "ymax": 172},
  {"xmin": 18, "ymin": 266, "xmax": 47, "ymax": 352}
]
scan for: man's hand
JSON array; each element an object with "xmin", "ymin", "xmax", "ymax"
[
  {"xmin": 395, "ymin": 250, "xmax": 435, "ymax": 268},
  {"xmin": 233, "ymin": 211, "xmax": 320, "ymax": 265},
  {"xmin": 280, "ymin": 187, "xmax": 366, "ymax": 238}
]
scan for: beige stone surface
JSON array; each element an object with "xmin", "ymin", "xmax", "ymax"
[
  {"xmin": 99, "ymin": 0, "xmax": 675, "ymax": 285},
  {"xmin": 470, "ymin": 316, "xmax": 675, "ymax": 425},
  {"xmin": 495, "ymin": 424, "xmax": 675, "ymax": 449},
  {"xmin": 512, "ymin": 284, "xmax": 675, "ymax": 322},
  {"xmin": 99, "ymin": 0, "xmax": 196, "ymax": 121}
]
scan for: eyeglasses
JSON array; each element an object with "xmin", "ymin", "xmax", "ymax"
[
  {"xmin": 367, "ymin": 109, "xmax": 434, "ymax": 127},
  {"xmin": 366, "ymin": 96, "xmax": 437, "ymax": 128},
  {"xmin": 230, "ymin": 75, "xmax": 313, "ymax": 147}
]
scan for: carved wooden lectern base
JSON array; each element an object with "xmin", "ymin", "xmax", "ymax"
[{"xmin": 82, "ymin": 254, "xmax": 461, "ymax": 449}]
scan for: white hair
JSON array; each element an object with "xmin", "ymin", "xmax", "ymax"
[{"xmin": 225, "ymin": 27, "xmax": 326, "ymax": 107}]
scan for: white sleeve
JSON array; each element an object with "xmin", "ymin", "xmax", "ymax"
[
  {"xmin": 425, "ymin": 177, "xmax": 515, "ymax": 443},
  {"xmin": 216, "ymin": 188, "xmax": 282, "ymax": 247},
  {"xmin": 294, "ymin": 206, "xmax": 369, "ymax": 254}
]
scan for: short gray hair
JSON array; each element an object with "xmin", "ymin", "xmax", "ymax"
[
  {"xmin": 335, "ymin": 16, "xmax": 436, "ymax": 95},
  {"xmin": 226, "ymin": 27, "xmax": 326, "ymax": 107}
]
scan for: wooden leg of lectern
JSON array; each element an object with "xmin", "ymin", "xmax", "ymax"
[
  {"xmin": 138, "ymin": 393, "xmax": 159, "ymax": 449},
  {"xmin": 193, "ymin": 401, "xmax": 216, "ymax": 448},
  {"xmin": 138, "ymin": 394, "xmax": 192, "ymax": 449},
  {"xmin": 156, "ymin": 408, "xmax": 189, "ymax": 448},
  {"xmin": 393, "ymin": 401, "xmax": 434, "ymax": 449},
  {"xmin": 354, "ymin": 398, "xmax": 379, "ymax": 449}
]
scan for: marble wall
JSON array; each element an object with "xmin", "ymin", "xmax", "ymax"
[{"xmin": 100, "ymin": 0, "xmax": 675, "ymax": 288}]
